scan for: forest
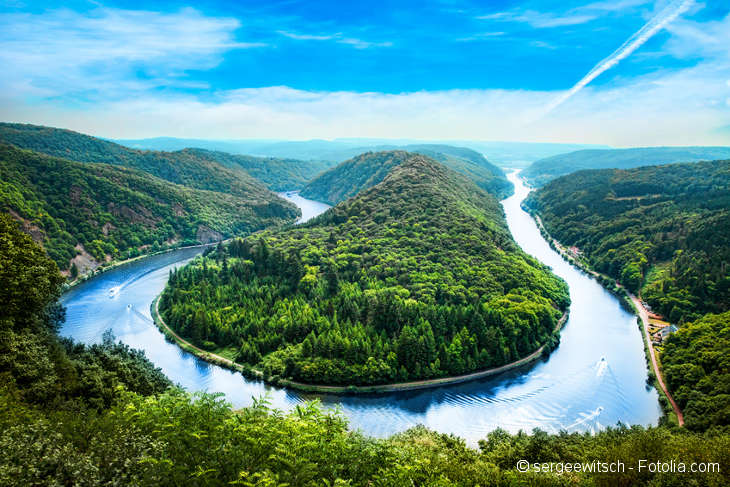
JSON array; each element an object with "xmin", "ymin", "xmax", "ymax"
[
  {"xmin": 525, "ymin": 160, "xmax": 730, "ymax": 431},
  {"xmin": 0, "ymin": 144, "xmax": 298, "ymax": 271},
  {"xmin": 1, "ymin": 211, "xmax": 728, "ymax": 486},
  {"xmin": 0, "ymin": 123, "xmax": 289, "ymax": 200},
  {"xmin": 182, "ymin": 148, "xmax": 333, "ymax": 191},
  {"xmin": 301, "ymin": 148, "xmax": 512, "ymax": 205},
  {"xmin": 522, "ymin": 147, "xmax": 730, "ymax": 186},
  {"xmin": 160, "ymin": 152, "xmax": 569, "ymax": 385},
  {"xmin": 525, "ymin": 160, "xmax": 730, "ymax": 324},
  {"xmin": 661, "ymin": 311, "xmax": 730, "ymax": 431}
]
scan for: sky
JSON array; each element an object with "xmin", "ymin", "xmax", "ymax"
[{"xmin": 1, "ymin": 0, "xmax": 729, "ymax": 146}]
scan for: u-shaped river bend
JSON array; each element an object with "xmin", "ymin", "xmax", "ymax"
[{"xmin": 60, "ymin": 174, "xmax": 661, "ymax": 444}]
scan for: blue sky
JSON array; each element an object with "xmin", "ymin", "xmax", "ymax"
[{"xmin": 1, "ymin": 0, "xmax": 729, "ymax": 145}]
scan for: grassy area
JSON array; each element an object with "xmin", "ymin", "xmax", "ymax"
[
  {"xmin": 640, "ymin": 261, "xmax": 670, "ymax": 297},
  {"xmin": 211, "ymin": 346, "xmax": 239, "ymax": 362}
]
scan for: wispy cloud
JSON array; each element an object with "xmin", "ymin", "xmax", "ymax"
[
  {"xmin": 0, "ymin": 7, "xmax": 263, "ymax": 97},
  {"xmin": 277, "ymin": 29, "xmax": 392, "ymax": 49},
  {"xmin": 456, "ymin": 31, "xmax": 505, "ymax": 42},
  {"xmin": 477, "ymin": 10, "xmax": 596, "ymax": 28},
  {"xmin": 476, "ymin": 0, "xmax": 652, "ymax": 29}
]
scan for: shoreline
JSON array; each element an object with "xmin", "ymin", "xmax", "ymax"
[
  {"xmin": 151, "ymin": 293, "xmax": 568, "ymax": 394},
  {"xmin": 62, "ymin": 240, "xmax": 223, "ymax": 292},
  {"xmin": 527, "ymin": 204, "xmax": 684, "ymax": 426}
]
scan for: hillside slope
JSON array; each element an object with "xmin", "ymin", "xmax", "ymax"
[
  {"xmin": 0, "ymin": 145, "xmax": 298, "ymax": 272},
  {"xmin": 182, "ymin": 148, "xmax": 332, "ymax": 191},
  {"xmin": 301, "ymin": 150, "xmax": 511, "ymax": 205},
  {"xmin": 526, "ymin": 160, "xmax": 730, "ymax": 324},
  {"xmin": 0, "ymin": 123, "xmax": 287, "ymax": 200},
  {"xmin": 160, "ymin": 152, "xmax": 568, "ymax": 386},
  {"xmin": 523, "ymin": 147, "xmax": 730, "ymax": 186},
  {"xmin": 526, "ymin": 160, "xmax": 730, "ymax": 431}
]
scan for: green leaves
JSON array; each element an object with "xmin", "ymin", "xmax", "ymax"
[{"xmin": 161, "ymin": 153, "xmax": 569, "ymax": 386}]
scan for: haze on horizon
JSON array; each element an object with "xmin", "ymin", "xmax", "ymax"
[{"xmin": 1, "ymin": 0, "xmax": 729, "ymax": 147}]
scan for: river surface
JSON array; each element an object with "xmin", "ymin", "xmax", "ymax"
[{"xmin": 60, "ymin": 174, "xmax": 661, "ymax": 444}]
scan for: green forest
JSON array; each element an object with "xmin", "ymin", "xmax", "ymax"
[
  {"xmin": 160, "ymin": 152, "xmax": 569, "ymax": 385},
  {"xmin": 301, "ymin": 149, "xmax": 512, "ymax": 205},
  {"xmin": 1, "ymin": 211, "xmax": 728, "ymax": 486},
  {"xmin": 526, "ymin": 160, "xmax": 730, "ymax": 431},
  {"xmin": 522, "ymin": 146, "xmax": 730, "ymax": 187},
  {"xmin": 182, "ymin": 148, "xmax": 334, "ymax": 191},
  {"xmin": 661, "ymin": 311, "xmax": 730, "ymax": 432},
  {"xmin": 0, "ymin": 144, "xmax": 298, "ymax": 271},
  {"xmin": 0, "ymin": 123, "xmax": 288, "ymax": 200},
  {"xmin": 526, "ymin": 160, "xmax": 730, "ymax": 324}
]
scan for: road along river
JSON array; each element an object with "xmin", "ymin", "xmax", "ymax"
[{"xmin": 60, "ymin": 180, "xmax": 661, "ymax": 444}]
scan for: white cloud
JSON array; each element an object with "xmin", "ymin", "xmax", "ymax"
[
  {"xmin": 0, "ymin": 7, "xmax": 263, "ymax": 97},
  {"xmin": 276, "ymin": 29, "xmax": 392, "ymax": 49},
  {"xmin": 2, "ymin": 59, "xmax": 727, "ymax": 147},
  {"xmin": 0, "ymin": 3, "xmax": 727, "ymax": 147},
  {"xmin": 476, "ymin": 0, "xmax": 653, "ymax": 29},
  {"xmin": 456, "ymin": 32, "xmax": 505, "ymax": 42},
  {"xmin": 477, "ymin": 10, "xmax": 597, "ymax": 28}
]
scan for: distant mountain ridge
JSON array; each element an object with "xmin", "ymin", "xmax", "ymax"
[
  {"xmin": 301, "ymin": 150, "xmax": 512, "ymax": 205},
  {"xmin": 0, "ymin": 123, "xmax": 299, "ymax": 198},
  {"xmin": 522, "ymin": 146, "xmax": 730, "ymax": 186},
  {"xmin": 180, "ymin": 148, "xmax": 333, "ymax": 191},
  {"xmin": 115, "ymin": 136, "xmax": 607, "ymax": 168}
]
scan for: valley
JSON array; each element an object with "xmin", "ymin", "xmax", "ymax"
[{"xmin": 57, "ymin": 169, "xmax": 661, "ymax": 443}]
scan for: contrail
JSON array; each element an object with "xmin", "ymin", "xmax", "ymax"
[{"xmin": 536, "ymin": 0, "xmax": 694, "ymax": 119}]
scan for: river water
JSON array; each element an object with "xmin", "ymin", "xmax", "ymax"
[{"xmin": 60, "ymin": 174, "xmax": 661, "ymax": 444}]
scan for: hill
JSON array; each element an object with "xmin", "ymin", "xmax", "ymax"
[
  {"xmin": 1, "ymin": 214, "xmax": 727, "ymax": 485},
  {"xmin": 525, "ymin": 160, "xmax": 730, "ymax": 430},
  {"xmin": 159, "ymin": 152, "xmax": 568, "ymax": 386},
  {"xmin": 0, "ymin": 145, "xmax": 298, "ymax": 273},
  {"xmin": 0, "ymin": 123, "xmax": 287, "ymax": 199},
  {"xmin": 300, "ymin": 150, "xmax": 511, "ymax": 205},
  {"xmin": 525, "ymin": 160, "xmax": 730, "ymax": 324},
  {"xmin": 181, "ymin": 148, "xmax": 332, "ymax": 191},
  {"xmin": 522, "ymin": 147, "xmax": 730, "ymax": 186},
  {"xmin": 117, "ymin": 136, "xmax": 606, "ymax": 168}
]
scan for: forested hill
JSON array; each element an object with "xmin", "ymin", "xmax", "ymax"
[
  {"xmin": 0, "ymin": 145, "xmax": 298, "ymax": 272},
  {"xmin": 300, "ymin": 150, "xmax": 512, "ymax": 205},
  {"xmin": 2, "ymin": 210, "xmax": 728, "ymax": 485},
  {"xmin": 525, "ymin": 160, "xmax": 730, "ymax": 325},
  {"xmin": 181, "ymin": 148, "xmax": 333, "ymax": 191},
  {"xmin": 523, "ymin": 146, "xmax": 730, "ymax": 186},
  {"xmin": 0, "ymin": 123, "xmax": 288, "ymax": 200},
  {"xmin": 160, "ymin": 152, "xmax": 569, "ymax": 386},
  {"xmin": 526, "ymin": 160, "xmax": 730, "ymax": 431}
]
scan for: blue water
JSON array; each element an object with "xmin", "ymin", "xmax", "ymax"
[{"xmin": 60, "ymin": 176, "xmax": 661, "ymax": 444}]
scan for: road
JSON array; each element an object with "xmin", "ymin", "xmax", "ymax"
[{"xmin": 630, "ymin": 295, "xmax": 685, "ymax": 427}]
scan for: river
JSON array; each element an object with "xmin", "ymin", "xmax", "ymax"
[{"xmin": 60, "ymin": 177, "xmax": 661, "ymax": 444}]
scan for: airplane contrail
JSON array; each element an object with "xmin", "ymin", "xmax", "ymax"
[{"xmin": 536, "ymin": 0, "xmax": 694, "ymax": 119}]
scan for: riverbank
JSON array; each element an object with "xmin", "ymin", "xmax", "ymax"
[
  {"xmin": 62, "ymin": 240, "xmax": 227, "ymax": 292},
  {"xmin": 527, "ymin": 205, "xmax": 683, "ymax": 426},
  {"xmin": 151, "ymin": 293, "xmax": 568, "ymax": 394}
]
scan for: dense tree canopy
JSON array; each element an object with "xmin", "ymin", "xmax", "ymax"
[
  {"xmin": 161, "ymin": 153, "xmax": 568, "ymax": 385},
  {"xmin": 662, "ymin": 311, "xmax": 730, "ymax": 432},
  {"xmin": 0, "ymin": 122, "xmax": 287, "ymax": 201},
  {"xmin": 183, "ymin": 148, "xmax": 333, "ymax": 191},
  {"xmin": 0, "ymin": 145, "xmax": 298, "ymax": 271},
  {"xmin": 301, "ymin": 149, "xmax": 512, "ymax": 205},
  {"xmin": 526, "ymin": 160, "xmax": 730, "ymax": 324}
]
